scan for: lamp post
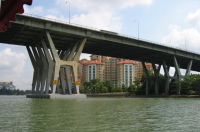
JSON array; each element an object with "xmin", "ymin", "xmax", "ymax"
[
  {"xmin": 181, "ymin": 34, "xmax": 187, "ymax": 50},
  {"xmin": 66, "ymin": 1, "xmax": 70, "ymax": 24},
  {"xmin": 134, "ymin": 20, "xmax": 139, "ymax": 39}
]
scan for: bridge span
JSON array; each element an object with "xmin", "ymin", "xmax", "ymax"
[{"xmin": 0, "ymin": 14, "xmax": 199, "ymax": 97}]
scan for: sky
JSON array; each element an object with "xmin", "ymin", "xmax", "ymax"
[{"xmin": 1, "ymin": 0, "xmax": 200, "ymax": 90}]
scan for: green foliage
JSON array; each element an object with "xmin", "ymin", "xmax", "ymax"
[
  {"xmin": 121, "ymin": 84, "xmax": 127, "ymax": 92},
  {"xmin": 181, "ymin": 74, "xmax": 200, "ymax": 94},
  {"xmin": 140, "ymin": 72, "xmax": 200, "ymax": 95},
  {"xmin": 81, "ymin": 79, "xmax": 122, "ymax": 94},
  {"xmin": 103, "ymin": 80, "xmax": 114, "ymax": 92},
  {"xmin": 139, "ymin": 72, "xmax": 165, "ymax": 95},
  {"xmin": 128, "ymin": 84, "xmax": 137, "ymax": 92},
  {"xmin": 0, "ymin": 87, "xmax": 31, "ymax": 95},
  {"xmin": 134, "ymin": 77, "xmax": 141, "ymax": 87},
  {"xmin": 115, "ymin": 87, "xmax": 123, "ymax": 92}
]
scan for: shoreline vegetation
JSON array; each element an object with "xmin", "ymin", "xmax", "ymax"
[
  {"xmin": 2, "ymin": 72, "xmax": 200, "ymax": 97},
  {"xmin": 80, "ymin": 73, "xmax": 200, "ymax": 97},
  {"xmin": 86, "ymin": 92, "xmax": 200, "ymax": 98}
]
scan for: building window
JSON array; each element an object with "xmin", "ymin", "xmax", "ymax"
[
  {"xmin": 88, "ymin": 64, "xmax": 96, "ymax": 81},
  {"xmin": 124, "ymin": 64, "xmax": 133, "ymax": 87}
]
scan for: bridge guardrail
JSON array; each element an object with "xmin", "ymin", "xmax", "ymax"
[{"xmin": 22, "ymin": 13, "xmax": 199, "ymax": 55}]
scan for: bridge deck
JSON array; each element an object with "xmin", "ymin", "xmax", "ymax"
[{"xmin": 0, "ymin": 14, "xmax": 200, "ymax": 71}]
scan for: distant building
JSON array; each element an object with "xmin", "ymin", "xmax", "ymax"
[
  {"xmin": 78, "ymin": 55, "xmax": 153, "ymax": 87},
  {"xmin": 0, "ymin": 82, "xmax": 16, "ymax": 90},
  {"xmin": 116, "ymin": 60, "xmax": 137, "ymax": 87}
]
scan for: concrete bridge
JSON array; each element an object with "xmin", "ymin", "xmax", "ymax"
[{"xmin": 0, "ymin": 14, "xmax": 200, "ymax": 98}]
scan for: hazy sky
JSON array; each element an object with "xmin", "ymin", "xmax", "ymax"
[{"xmin": 1, "ymin": 0, "xmax": 200, "ymax": 90}]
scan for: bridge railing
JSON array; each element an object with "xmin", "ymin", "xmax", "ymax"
[{"xmin": 22, "ymin": 13, "xmax": 199, "ymax": 55}]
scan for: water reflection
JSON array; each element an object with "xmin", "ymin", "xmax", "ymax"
[{"xmin": 0, "ymin": 96, "xmax": 200, "ymax": 131}]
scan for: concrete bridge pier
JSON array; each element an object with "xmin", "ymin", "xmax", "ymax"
[
  {"xmin": 31, "ymin": 46, "xmax": 44, "ymax": 94},
  {"xmin": 41, "ymin": 40, "xmax": 55, "ymax": 94},
  {"xmin": 152, "ymin": 63, "xmax": 161, "ymax": 95},
  {"xmin": 173, "ymin": 56, "xmax": 182, "ymax": 94},
  {"xmin": 142, "ymin": 61, "xmax": 150, "ymax": 95},
  {"xmin": 26, "ymin": 31, "xmax": 87, "ymax": 99},
  {"xmin": 26, "ymin": 46, "xmax": 38, "ymax": 94},
  {"xmin": 185, "ymin": 60, "xmax": 193, "ymax": 76},
  {"xmin": 163, "ymin": 60, "xmax": 170, "ymax": 95},
  {"xmin": 162, "ymin": 57, "xmax": 193, "ymax": 95}
]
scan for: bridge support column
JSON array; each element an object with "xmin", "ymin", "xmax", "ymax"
[
  {"xmin": 185, "ymin": 60, "xmax": 193, "ymax": 76},
  {"xmin": 163, "ymin": 60, "xmax": 170, "ymax": 95},
  {"xmin": 41, "ymin": 40, "xmax": 55, "ymax": 94},
  {"xmin": 31, "ymin": 46, "xmax": 43, "ymax": 94},
  {"xmin": 36, "ymin": 43, "xmax": 49, "ymax": 94},
  {"xmin": 26, "ymin": 31, "xmax": 87, "ymax": 97},
  {"xmin": 142, "ymin": 61, "xmax": 149, "ymax": 95},
  {"xmin": 173, "ymin": 56, "xmax": 181, "ymax": 94},
  {"xmin": 152, "ymin": 63, "xmax": 161, "ymax": 95},
  {"xmin": 45, "ymin": 31, "xmax": 87, "ymax": 95},
  {"xmin": 26, "ymin": 46, "xmax": 37, "ymax": 94}
]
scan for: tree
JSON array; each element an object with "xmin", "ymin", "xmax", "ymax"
[
  {"xmin": 139, "ymin": 71, "xmax": 166, "ymax": 95},
  {"xmin": 128, "ymin": 84, "xmax": 137, "ymax": 94},
  {"xmin": 181, "ymin": 74, "xmax": 200, "ymax": 94},
  {"xmin": 115, "ymin": 86, "xmax": 123, "ymax": 92},
  {"xmin": 134, "ymin": 77, "xmax": 141, "ymax": 87},
  {"xmin": 103, "ymin": 80, "xmax": 114, "ymax": 92},
  {"xmin": 121, "ymin": 84, "xmax": 127, "ymax": 92},
  {"xmin": 83, "ymin": 81, "xmax": 91, "ymax": 93}
]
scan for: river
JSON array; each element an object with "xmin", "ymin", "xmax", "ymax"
[{"xmin": 0, "ymin": 96, "xmax": 200, "ymax": 132}]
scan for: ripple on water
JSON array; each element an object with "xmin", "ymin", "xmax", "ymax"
[{"xmin": 0, "ymin": 97, "xmax": 200, "ymax": 131}]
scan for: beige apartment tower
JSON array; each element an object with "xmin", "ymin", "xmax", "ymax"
[{"xmin": 78, "ymin": 55, "xmax": 153, "ymax": 87}]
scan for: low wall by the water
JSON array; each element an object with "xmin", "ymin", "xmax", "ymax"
[
  {"xmin": 87, "ymin": 92, "xmax": 129, "ymax": 97},
  {"xmin": 26, "ymin": 94, "xmax": 86, "ymax": 99}
]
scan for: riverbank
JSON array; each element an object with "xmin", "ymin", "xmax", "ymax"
[{"xmin": 86, "ymin": 93, "xmax": 200, "ymax": 98}]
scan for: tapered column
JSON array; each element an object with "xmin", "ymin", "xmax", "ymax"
[
  {"xmin": 173, "ymin": 56, "xmax": 181, "ymax": 94},
  {"xmin": 64, "ymin": 66, "xmax": 72, "ymax": 94},
  {"xmin": 26, "ymin": 46, "xmax": 38, "ymax": 94},
  {"xmin": 142, "ymin": 61, "xmax": 149, "ymax": 95},
  {"xmin": 185, "ymin": 60, "xmax": 193, "ymax": 76},
  {"xmin": 41, "ymin": 40, "xmax": 55, "ymax": 94},
  {"xmin": 163, "ymin": 60, "xmax": 170, "ymax": 95},
  {"xmin": 152, "ymin": 63, "xmax": 161, "ymax": 95},
  {"xmin": 36, "ymin": 44, "xmax": 48, "ymax": 94},
  {"xmin": 65, "ymin": 42, "xmax": 79, "ymax": 93},
  {"xmin": 46, "ymin": 31, "xmax": 61, "ymax": 94},
  {"xmin": 59, "ymin": 68, "xmax": 66, "ymax": 94},
  {"xmin": 72, "ymin": 38, "xmax": 87, "ymax": 94},
  {"xmin": 31, "ymin": 46, "xmax": 43, "ymax": 94}
]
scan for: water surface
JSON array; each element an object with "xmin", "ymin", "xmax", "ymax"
[{"xmin": 0, "ymin": 96, "xmax": 200, "ymax": 131}]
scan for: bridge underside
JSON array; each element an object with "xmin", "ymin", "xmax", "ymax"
[
  {"xmin": 0, "ymin": 15, "xmax": 200, "ymax": 71},
  {"xmin": 0, "ymin": 14, "xmax": 200, "ymax": 96}
]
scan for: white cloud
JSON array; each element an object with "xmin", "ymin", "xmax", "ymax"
[
  {"xmin": 24, "ymin": 5, "xmax": 44, "ymax": 14},
  {"xmin": 56, "ymin": 0, "xmax": 152, "ymax": 32},
  {"xmin": 56, "ymin": 0, "xmax": 152, "ymax": 12},
  {"xmin": 25, "ymin": 0, "xmax": 152, "ymax": 33},
  {"xmin": 161, "ymin": 25, "xmax": 200, "ymax": 53},
  {"xmin": 80, "ymin": 53, "xmax": 91, "ymax": 60},
  {"xmin": 72, "ymin": 12, "xmax": 122, "ymax": 32},
  {"xmin": 186, "ymin": 9, "xmax": 200, "ymax": 28},
  {"xmin": 24, "ymin": 5, "xmax": 60, "ymax": 16},
  {"xmin": 0, "ymin": 48, "xmax": 32, "ymax": 90}
]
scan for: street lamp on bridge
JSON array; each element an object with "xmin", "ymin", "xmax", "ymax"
[
  {"xmin": 134, "ymin": 20, "xmax": 139, "ymax": 39},
  {"xmin": 181, "ymin": 34, "xmax": 187, "ymax": 51},
  {"xmin": 66, "ymin": 1, "xmax": 70, "ymax": 24}
]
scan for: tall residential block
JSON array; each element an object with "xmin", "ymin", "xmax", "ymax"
[{"xmin": 78, "ymin": 55, "xmax": 153, "ymax": 87}]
